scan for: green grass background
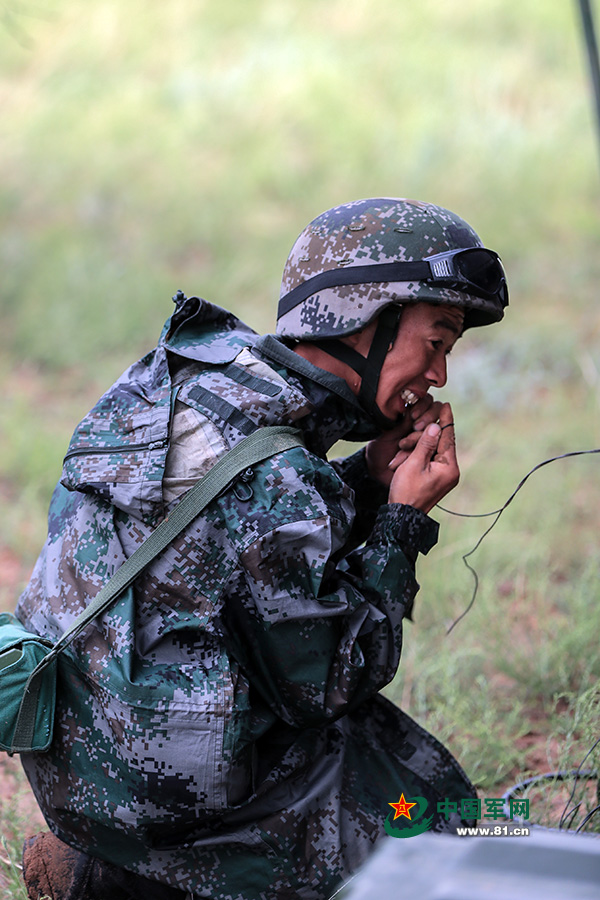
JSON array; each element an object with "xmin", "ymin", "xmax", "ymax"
[{"xmin": 1, "ymin": 1, "xmax": 599, "ymax": 886}]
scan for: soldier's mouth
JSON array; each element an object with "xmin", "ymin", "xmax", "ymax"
[{"xmin": 400, "ymin": 389, "xmax": 419, "ymax": 407}]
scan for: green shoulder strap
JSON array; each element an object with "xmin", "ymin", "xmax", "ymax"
[{"xmin": 13, "ymin": 425, "xmax": 304, "ymax": 751}]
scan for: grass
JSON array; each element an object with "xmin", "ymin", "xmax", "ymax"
[
  {"xmin": 500, "ymin": 686, "xmax": 600, "ymax": 832},
  {"xmin": 0, "ymin": 761, "xmax": 41, "ymax": 899},
  {"xmin": 1, "ymin": 0, "xmax": 600, "ymax": 893},
  {"xmin": 0, "ymin": 842, "xmax": 28, "ymax": 900}
]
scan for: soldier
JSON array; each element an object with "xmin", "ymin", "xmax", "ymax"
[{"xmin": 18, "ymin": 198, "xmax": 507, "ymax": 900}]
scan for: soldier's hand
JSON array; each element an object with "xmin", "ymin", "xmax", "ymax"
[
  {"xmin": 387, "ymin": 403, "xmax": 459, "ymax": 513},
  {"xmin": 365, "ymin": 396, "xmax": 442, "ymax": 487}
]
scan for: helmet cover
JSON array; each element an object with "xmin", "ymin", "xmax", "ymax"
[{"xmin": 277, "ymin": 197, "xmax": 506, "ymax": 340}]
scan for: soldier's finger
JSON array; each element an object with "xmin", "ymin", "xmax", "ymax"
[
  {"xmin": 411, "ymin": 422, "xmax": 441, "ymax": 466},
  {"xmin": 412, "ymin": 400, "xmax": 443, "ymax": 432},
  {"xmin": 435, "ymin": 404, "xmax": 456, "ymax": 457},
  {"xmin": 396, "ymin": 432, "xmax": 421, "ymax": 452}
]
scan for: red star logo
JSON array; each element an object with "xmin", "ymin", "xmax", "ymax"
[{"xmin": 388, "ymin": 793, "xmax": 417, "ymax": 820}]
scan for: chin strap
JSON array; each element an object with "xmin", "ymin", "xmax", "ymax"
[{"xmin": 311, "ymin": 305, "xmax": 404, "ymax": 431}]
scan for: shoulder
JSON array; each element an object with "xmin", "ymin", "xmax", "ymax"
[{"xmin": 162, "ymin": 295, "xmax": 258, "ymax": 364}]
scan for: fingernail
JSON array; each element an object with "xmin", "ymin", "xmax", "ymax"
[{"xmin": 427, "ymin": 423, "xmax": 440, "ymax": 437}]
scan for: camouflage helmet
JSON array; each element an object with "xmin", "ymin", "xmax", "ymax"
[{"xmin": 276, "ymin": 197, "xmax": 508, "ymax": 340}]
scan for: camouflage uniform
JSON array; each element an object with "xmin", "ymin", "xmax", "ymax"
[{"xmin": 17, "ymin": 293, "xmax": 476, "ymax": 900}]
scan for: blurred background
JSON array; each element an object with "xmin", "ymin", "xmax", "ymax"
[{"xmin": 1, "ymin": 0, "xmax": 599, "ymax": 834}]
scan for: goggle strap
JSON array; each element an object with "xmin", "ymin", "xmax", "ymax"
[
  {"xmin": 279, "ymin": 261, "xmax": 431, "ymax": 317},
  {"xmin": 278, "ymin": 250, "xmax": 508, "ymax": 319}
]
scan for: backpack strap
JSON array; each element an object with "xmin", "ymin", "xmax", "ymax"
[{"xmin": 13, "ymin": 425, "xmax": 305, "ymax": 751}]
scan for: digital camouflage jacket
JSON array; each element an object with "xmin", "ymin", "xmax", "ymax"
[{"xmin": 17, "ymin": 294, "xmax": 476, "ymax": 900}]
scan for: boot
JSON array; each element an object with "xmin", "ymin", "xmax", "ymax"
[{"xmin": 22, "ymin": 831, "xmax": 187, "ymax": 900}]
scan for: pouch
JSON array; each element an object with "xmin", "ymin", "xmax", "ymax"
[{"xmin": 0, "ymin": 612, "xmax": 57, "ymax": 754}]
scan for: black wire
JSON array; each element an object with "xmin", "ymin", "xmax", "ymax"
[
  {"xmin": 559, "ymin": 737, "xmax": 600, "ymax": 829},
  {"xmin": 562, "ymin": 804, "xmax": 582, "ymax": 830},
  {"xmin": 576, "ymin": 803, "xmax": 600, "ymax": 832},
  {"xmin": 438, "ymin": 448, "xmax": 600, "ymax": 634},
  {"xmin": 502, "ymin": 769, "xmax": 599, "ymax": 830},
  {"xmin": 443, "ymin": 448, "xmax": 600, "ymax": 833}
]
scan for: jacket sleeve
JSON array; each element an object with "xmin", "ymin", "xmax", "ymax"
[
  {"xmin": 329, "ymin": 447, "xmax": 389, "ymax": 549},
  {"xmin": 220, "ymin": 448, "xmax": 439, "ymax": 730}
]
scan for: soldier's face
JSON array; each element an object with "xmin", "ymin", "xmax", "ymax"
[{"xmin": 364, "ymin": 303, "xmax": 464, "ymax": 421}]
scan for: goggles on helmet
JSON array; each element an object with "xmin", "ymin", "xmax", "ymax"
[
  {"xmin": 278, "ymin": 247, "xmax": 508, "ymax": 318},
  {"xmin": 424, "ymin": 248, "xmax": 508, "ymax": 305}
]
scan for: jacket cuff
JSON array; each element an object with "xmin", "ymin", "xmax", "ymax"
[{"xmin": 372, "ymin": 504, "xmax": 439, "ymax": 556}]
